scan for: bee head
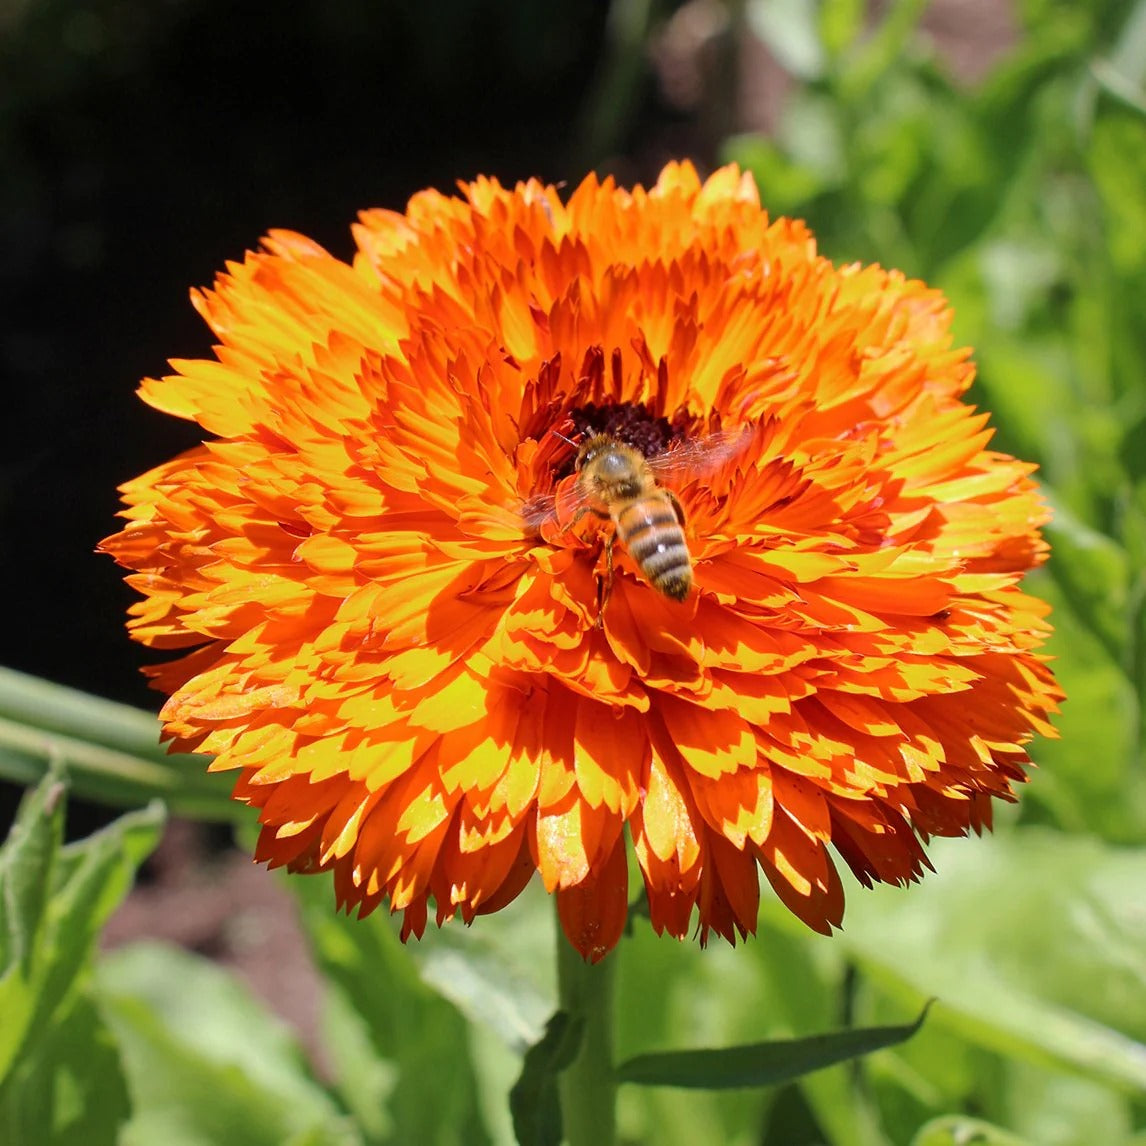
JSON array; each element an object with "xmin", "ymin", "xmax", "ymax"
[{"xmin": 576, "ymin": 435, "xmax": 623, "ymax": 474}]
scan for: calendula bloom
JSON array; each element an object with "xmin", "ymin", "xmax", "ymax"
[{"xmin": 101, "ymin": 162, "xmax": 1061, "ymax": 961}]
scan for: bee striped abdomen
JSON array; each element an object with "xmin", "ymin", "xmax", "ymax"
[{"xmin": 614, "ymin": 495, "xmax": 692, "ymax": 601}]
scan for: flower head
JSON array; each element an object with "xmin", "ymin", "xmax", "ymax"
[{"xmin": 101, "ymin": 162, "xmax": 1061, "ymax": 960}]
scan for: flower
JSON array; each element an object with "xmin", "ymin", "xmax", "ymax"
[{"xmin": 101, "ymin": 162, "xmax": 1061, "ymax": 961}]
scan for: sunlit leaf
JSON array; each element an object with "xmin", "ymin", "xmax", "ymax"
[
  {"xmin": 291, "ymin": 877, "xmax": 494, "ymax": 1146},
  {"xmin": 821, "ymin": 832, "xmax": 1146, "ymax": 1093},
  {"xmin": 0, "ymin": 779, "xmax": 162, "ymax": 1143},
  {"xmin": 746, "ymin": 0, "xmax": 826, "ymax": 79},
  {"xmin": 96, "ymin": 942, "xmax": 359, "ymax": 1146},
  {"xmin": 0, "ymin": 770, "xmax": 67, "ymax": 1078}
]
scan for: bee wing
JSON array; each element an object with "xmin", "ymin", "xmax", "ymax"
[
  {"xmin": 518, "ymin": 476, "xmax": 592, "ymax": 536},
  {"xmin": 646, "ymin": 425, "xmax": 754, "ymax": 485},
  {"xmin": 519, "ymin": 489, "xmax": 560, "ymax": 533}
]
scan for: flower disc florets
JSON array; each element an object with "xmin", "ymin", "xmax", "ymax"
[{"xmin": 101, "ymin": 162, "xmax": 1062, "ymax": 961}]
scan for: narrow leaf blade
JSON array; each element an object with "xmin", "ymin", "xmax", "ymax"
[{"xmin": 614, "ymin": 1005, "xmax": 930, "ymax": 1090}]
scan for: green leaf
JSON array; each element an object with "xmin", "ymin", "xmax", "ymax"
[
  {"xmin": 1, "ymin": 779, "xmax": 160, "ymax": 1084},
  {"xmin": 1092, "ymin": 123, "xmax": 1146, "ymax": 272},
  {"xmin": 0, "ymin": 994, "xmax": 131, "ymax": 1146},
  {"xmin": 0, "ymin": 782, "xmax": 162, "ymax": 1143},
  {"xmin": 746, "ymin": 0, "xmax": 826, "ymax": 80},
  {"xmin": 911, "ymin": 1115, "xmax": 1033, "ymax": 1146},
  {"xmin": 613, "ymin": 923, "xmax": 783, "ymax": 1145},
  {"xmin": 818, "ymin": 0, "xmax": 865, "ymax": 60},
  {"xmin": 415, "ymin": 922, "xmax": 554, "ymax": 1054},
  {"xmin": 1003, "ymin": 1059, "xmax": 1135, "ymax": 1145},
  {"xmin": 0, "ymin": 667, "xmax": 237, "ymax": 821},
  {"xmin": 291, "ymin": 878, "xmax": 494, "ymax": 1145},
  {"xmin": 0, "ymin": 767, "xmax": 66, "ymax": 971},
  {"xmin": 614, "ymin": 1005, "xmax": 929, "ymax": 1089},
  {"xmin": 721, "ymin": 133, "xmax": 831, "ymax": 214},
  {"xmin": 1020, "ymin": 571, "xmax": 1145, "ymax": 841},
  {"xmin": 0, "ymin": 770, "xmax": 68, "ymax": 1078},
  {"xmin": 1121, "ymin": 415, "xmax": 1146, "ymax": 484},
  {"xmin": 821, "ymin": 831, "xmax": 1146, "ymax": 1094},
  {"xmin": 1043, "ymin": 502, "xmax": 1131, "ymax": 663},
  {"xmin": 509, "ymin": 1011, "xmax": 583, "ymax": 1146},
  {"xmin": 25, "ymin": 801, "xmax": 165, "ymax": 1066},
  {"xmin": 835, "ymin": 0, "xmax": 930, "ymax": 102},
  {"xmin": 96, "ymin": 942, "xmax": 359, "ymax": 1146}
]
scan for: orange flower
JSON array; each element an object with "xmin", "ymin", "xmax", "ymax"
[{"xmin": 101, "ymin": 162, "xmax": 1061, "ymax": 961}]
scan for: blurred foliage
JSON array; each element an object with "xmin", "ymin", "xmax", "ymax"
[
  {"xmin": 4, "ymin": 0, "xmax": 1146, "ymax": 1143},
  {"xmin": 730, "ymin": 0, "xmax": 1146, "ymax": 844}
]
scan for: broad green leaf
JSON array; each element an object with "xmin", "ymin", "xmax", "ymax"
[
  {"xmin": 835, "ymin": 0, "xmax": 930, "ymax": 102},
  {"xmin": 613, "ymin": 920, "xmax": 779, "ymax": 1146},
  {"xmin": 300, "ymin": 865, "xmax": 554, "ymax": 1144},
  {"xmin": 412, "ymin": 894, "xmax": 554, "ymax": 1054},
  {"xmin": 0, "ymin": 779, "xmax": 162, "ymax": 1081},
  {"xmin": 614, "ymin": 1006, "xmax": 928, "ymax": 1089},
  {"xmin": 775, "ymin": 90, "xmax": 848, "ymax": 186},
  {"xmin": 319, "ymin": 986, "xmax": 396, "ymax": 1143},
  {"xmin": 96, "ymin": 941, "xmax": 358, "ymax": 1146},
  {"xmin": 619, "ymin": 913, "xmax": 866, "ymax": 1145},
  {"xmin": 746, "ymin": 934, "xmax": 886, "ymax": 1146},
  {"xmin": 964, "ymin": 336, "xmax": 1081, "ymax": 486},
  {"xmin": 0, "ymin": 783, "xmax": 162, "ymax": 1144},
  {"xmin": 291, "ymin": 877, "xmax": 494, "ymax": 1146},
  {"xmin": 1121, "ymin": 416, "xmax": 1146, "ymax": 484},
  {"xmin": 0, "ymin": 994, "xmax": 130, "ymax": 1146},
  {"xmin": 820, "ymin": 832, "xmax": 1146, "ymax": 1093},
  {"xmin": 1102, "ymin": 0, "xmax": 1146, "ymax": 92},
  {"xmin": 509, "ymin": 1011, "xmax": 582, "ymax": 1146},
  {"xmin": 36, "ymin": 804, "xmax": 166, "ymax": 1040}
]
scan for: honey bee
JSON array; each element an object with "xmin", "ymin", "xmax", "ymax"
[
  {"xmin": 525, "ymin": 425, "xmax": 750, "ymax": 615},
  {"xmin": 573, "ymin": 434, "xmax": 693, "ymax": 606}
]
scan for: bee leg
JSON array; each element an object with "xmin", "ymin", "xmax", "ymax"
[
  {"xmin": 596, "ymin": 532, "xmax": 616, "ymax": 626},
  {"xmin": 566, "ymin": 506, "xmax": 611, "ymax": 625},
  {"xmin": 567, "ymin": 505, "xmax": 608, "ymax": 537},
  {"xmin": 666, "ymin": 490, "xmax": 687, "ymax": 527}
]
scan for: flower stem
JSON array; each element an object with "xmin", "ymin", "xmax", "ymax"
[{"xmin": 556, "ymin": 918, "xmax": 617, "ymax": 1146}]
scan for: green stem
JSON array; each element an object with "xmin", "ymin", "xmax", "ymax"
[
  {"xmin": 0, "ymin": 667, "xmax": 238, "ymax": 819},
  {"xmin": 556, "ymin": 917, "xmax": 618, "ymax": 1146}
]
